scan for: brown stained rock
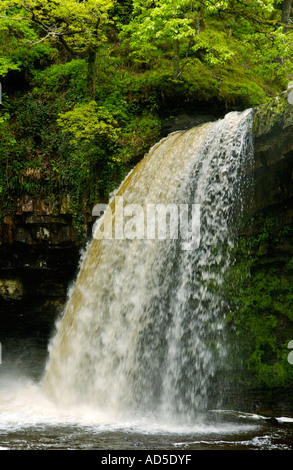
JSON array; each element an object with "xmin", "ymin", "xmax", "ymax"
[
  {"xmin": 60, "ymin": 194, "xmax": 72, "ymax": 214},
  {"xmin": 0, "ymin": 279, "xmax": 23, "ymax": 300},
  {"xmin": 21, "ymin": 194, "xmax": 34, "ymax": 213},
  {"xmin": 15, "ymin": 227, "xmax": 35, "ymax": 245},
  {"xmin": 253, "ymin": 91, "xmax": 293, "ymax": 213},
  {"xmin": 34, "ymin": 198, "xmax": 50, "ymax": 215}
]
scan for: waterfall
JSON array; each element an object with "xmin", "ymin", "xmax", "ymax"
[{"xmin": 42, "ymin": 109, "xmax": 254, "ymax": 422}]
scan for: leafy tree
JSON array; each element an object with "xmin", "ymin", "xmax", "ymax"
[
  {"xmin": 120, "ymin": 0, "xmax": 293, "ymax": 83},
  {"xmin": 120, "ymin": 0, "xmax": 202, "ymax": 77},
  {"xmin": 0, "ymin": 0, "xmax": 114, "ymax": 56},
  {"xmin": 57, "ymin": 100, "xmax": 121, "ymax": 145},
  {"xmin": 0, "ymin": 11, "xmax": 53, "ymax": 79},
  {"xmin": 0, "ymin": 0, "xmax": 115, "ymax": 95}
]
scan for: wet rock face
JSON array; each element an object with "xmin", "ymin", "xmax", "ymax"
[
  {"xmin": 0, "ymin": 279, "xmax": 23, "ymax": 300},
  {"xmin": 253, "ymin": 90, "xmax": 293, "ymax": 217},
  {"xmin": 0, "ymin": 193, "xmax": 93, "ymax": 373},
  {"xmin": 160, "ymin": 111, "xmax": 219, "ymax": 137}
]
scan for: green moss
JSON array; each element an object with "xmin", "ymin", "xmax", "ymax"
[
  {"xmin": 224, "ymin": 215, "xmax": 293, "ymax": 390},
  {"xmin": 253, "ymin": 91, "xmax": 293, "ymax": 137}
]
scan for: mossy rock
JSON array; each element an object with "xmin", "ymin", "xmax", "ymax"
[{"xmin": 253, "ymin": 90, "xmax": 293, "ymax": 138}]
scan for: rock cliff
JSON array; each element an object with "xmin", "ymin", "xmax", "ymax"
[
  {"xmin": 253, "ymin": 89, "xmax": 293, "ymax": 219},
  {"xmin": 0, "ymin": 193, "xmax": 93, "ymax": 377}
]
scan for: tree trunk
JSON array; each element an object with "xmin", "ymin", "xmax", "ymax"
[
  {"xmin": 196, "ymin": 8, "xmax": 204, "ymax": 35},
  {"xmin": 87, "ymin": 49, "xmax": 97, "ymax": 100},
  {"xmin": 173, "ymin": 39, "xmax": 180, "ymax": 78},
  {"xmin": 282, "ymin": 0, "xmax": 292, "ymax": 32}
]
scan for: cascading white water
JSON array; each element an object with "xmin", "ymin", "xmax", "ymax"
[{"xmin": 42, "ymin": 109, "xmax": 254, "ymax": 422}]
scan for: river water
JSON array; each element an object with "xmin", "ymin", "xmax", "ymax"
[
  {"xmin": 0, "ymin": 373, "xmax": 293, "ymax": 451},
  {"xmin": 1, "ymin": 342, "xmax": 293, "ymax": 452}
]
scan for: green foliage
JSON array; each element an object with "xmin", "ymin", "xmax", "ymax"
[
  {"xmin": 0, "ymin": 13, "xmax": 54, "ymax": 78},
  {"xmin": 118, "ymin": 111, "xmax": 161, "ymax": 163},
  {"xmin": 119, "ymin": 0, "xmax": 293, "ymax": 91},
  {"xmin": 57, "ymin": 101, "xmax": 121, "ymax": 145},
  {"xmin": 0, "ymin": 0, "xmax": 114, "ymax": 56},
  {"xmin": 190, "ymin": 28, "xmax": 234, "ymax": 66},
  {"xmin": 0, "ymin": 57, "xmax": 20, "ymax": 76},
  {"xmin": 55, "ymin": 100, "xmax": 125, "ymax": 202},
  {"xmin": 120, "ymin": 0, "xmax": 197, "ymax": 58},
  {"xmin": 33, "ymin": 60, "xmax": 89, "ymax": 101},
  {"xmin": 0, "ymin": 0, "xmax": 293, "ymax": 224},
  {"xmin": 0, "ymin": 113, "xmax": 17, "ymax": 200}
]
